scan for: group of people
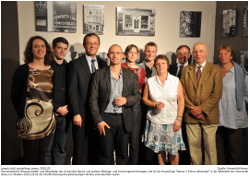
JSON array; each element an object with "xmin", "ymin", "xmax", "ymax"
[{"xmin": 11, "ymin": 33, "xmax": 248, "ymax": 165}]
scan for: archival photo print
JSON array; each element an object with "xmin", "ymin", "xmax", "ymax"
[
  {"xmin": 116, "ymin": 7, "xmax": 155, "ymax": 36},
  {"xmin": 34, "ymin": 1, "xmax": 48, "ymax": 31},
  {"xmin": 243, "ymin": 7, "xmax": 248, "ymax": 37},
  {"xmin": 83, "ymin": 5, "xmax": 104, "ymax": 35},
  {"xmin": 35, "ymin": 1, "xmax": 77, "ymax": 33},
  {"xmin": 180, "ymin": 11, "xmax": 202, "ymax": 37},
  {"xmin": 240, "ymin": 51, "xmax": 248, "ymax": 72},
  {"xmin": 222, "ymin": 9, "xmax": 236, "ymax": 37}
]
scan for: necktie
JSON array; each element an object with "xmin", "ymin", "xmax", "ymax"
[
  {"xmin": 91, "ymin": 59, "xmax": 96, "ymax": 73},
  {"xmin": 196, "ymin": 66, "xmax": 202, "ymax": 84},
  {"xmin": 177, "ymin": 65, "xmax": 184, "ymax": 78}
]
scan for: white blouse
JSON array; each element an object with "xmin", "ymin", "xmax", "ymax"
[{"xmin": 147, "ymin": 73, "xmax": 179, "ymax": 124}]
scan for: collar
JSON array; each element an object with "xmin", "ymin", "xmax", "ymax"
[
  {"xmin": 52, "ymin": 59, "xmax": 66, "ymax": 66},
  {"xmin": 85, "ymin": 54, "xmax": 96, "ymax": 62},
  {"xmin": 178, "ymin": 61, "xmax": 188, "ymax": 67},
  {"xmin": 228, "ymin": 65, "xmax": 234, "ymax": 74},
  {"xmin": 109, "ymin": 68, "xmax": 123, "ymax": 79},
  {"xmin": 156, "ymin": 72, "xmax": 174, "ymax": 83},
  {"xmin": 196, "ymin": 60, "xmax": 207, "ymax": 68}
]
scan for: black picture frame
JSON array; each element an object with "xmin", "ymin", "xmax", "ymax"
[{"xmin": 180, "ymin": 11, "xmax": 202, "ymax": 37}]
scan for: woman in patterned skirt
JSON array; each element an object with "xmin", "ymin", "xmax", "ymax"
[
  {"xmin": 142, "ymin": 55, "xmax": 186, "ymax": 165},
  {"xmin": 11, "ymin": 36, "xmax": 56, "ymax": 164}
]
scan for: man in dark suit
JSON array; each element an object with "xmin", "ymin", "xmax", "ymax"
[
  {"xmin": 169, "ymin": 45, "xmax": 192, "ymax": 78},
  {"xmin": 169, "ymin": 45, "xmax": 192, "ymax": 165},
  {"xmin": 67, "ymin": 33, "xmax": 107, "ymax": 165},
  {"xmin": 89, "ymin": 44, "xmax": 141, "ymax": 165}
]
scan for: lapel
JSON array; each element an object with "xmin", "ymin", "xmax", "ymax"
[
  {"xmin": 104, "ymin": 67, "xmax": 111, "ymax": 102},
  {"xmin": 97, "ymin": 57, "xmax": 104, "ymax": 68},
  {"xmin": 122, "ymin": 68, "xmax": 128, "ymax": 95},
  {"xmin": 174, "ymin": 63, "xmax": 178, "ymax": 75},
  {"xmin": 198, "ymin": 62, "xmax": 211, "ymax": 87},
  {"xmin": 187, "ymin": 64, "xmax": 196, "ymax": 87},
  {"xmin": 170, "ymin": 63, "xmax": 178, "ymax": 76},
  {"xmin": 80, "ymin": 55, "xmax": 91, "ymax": 74}
]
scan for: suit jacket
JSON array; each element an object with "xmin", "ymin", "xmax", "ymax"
[
  {"xmin": 169, "ymin": 59, "xmax": 192, "ymax": 78},
  {"xmin": 89, "ymin": 67, "xmax": 141, "ymax": 132},
  {"xmin": 67, "ymin": 55, "xmax": 107, "ymax": 122},
  {"xmin": 180, "ymin": 61, "xmax": 222, "ymax": 124}
]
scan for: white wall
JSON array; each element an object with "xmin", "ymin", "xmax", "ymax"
[{"xmin": 18, "ymin": 1, "xmax": 216, "ymax": 63}]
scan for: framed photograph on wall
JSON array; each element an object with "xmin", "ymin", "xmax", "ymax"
[
  {"xmin": 35, "ymin": 1, "xmax": 77, "ymax": 32},
  {"xmin": 222, "ymin": 9, "xmax": 236, "ymax": 37},
  {"xmin": 180, "ymin": 11, "xmax": 202, "ymax": 37},
  {"xmin": 243, "ymin": 7, "xmax": 248, "ymax": 37},
  {"xmin": 116, "ymin": 7, "xmax": 155, "ymax": 36},
  {"xmin": 240, "ymin": 51, "xmax": 248, "ymax": 71},
  {"xmin": 83, "ymin": 5, "xmax": 104, "ymax": 35},
  {"xmin": 35, "ymin": 1, "xmax": 48, "ymax": 31}
]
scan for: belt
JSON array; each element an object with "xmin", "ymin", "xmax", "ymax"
[{"xmin": 104, "ymin": 112, "xmax": 123, "ymax": 115}]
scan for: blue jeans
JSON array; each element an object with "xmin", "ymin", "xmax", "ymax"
[{"xmin": 45, "ymin": 116, "xmax": 68, "ymax": 165}]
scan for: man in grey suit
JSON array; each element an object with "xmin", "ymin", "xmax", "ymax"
[
  {"xmin": 67, "ymin": 33, "xmax": 107, "ymax": 165},
  {"xmin": 89, "ymin": 44, "xmax": 141, "ymax": 165}
]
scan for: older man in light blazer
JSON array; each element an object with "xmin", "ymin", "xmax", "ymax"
[{"xmin": 180, "ymin": 43, "xmax": 222, "ymax": 165}]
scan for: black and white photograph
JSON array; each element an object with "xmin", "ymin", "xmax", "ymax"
[
  {"xmin": 180, "ymin": 11, "xmax": 202, "ymax": 37},
  {"xmin": 222, "ymin": 9, "xmax": 236, "ymax": 37},
  {"xmin": 116, "ymin": 7, "xmax": 155, "ymax": 36},
  {"xmin": 35, "ymin": 1, "xmax": 77, "ymax": 32},
  {"xmin": 83, "ymin": 5, "xmax": 104, "ymax": 34},
  {"xmin": 243, "ymin": 7, "xmax": 248, "ymax": 37},
  {"xmin": 240, "ymin": 51, "xmax": 248, "ymax": 71},
  {"xmin": 34, "ymin": 1, "xmax": 48, "ymax": 31}
]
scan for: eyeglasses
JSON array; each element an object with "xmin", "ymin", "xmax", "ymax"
[
  {"xmin": 177, "ymin": 52, "xmax": 189, "ymax": 56},
  {"xmin": 85, "ymin": 42, "xmax": 99, "ymax": 46},
  {"xmin": 128, "ymin": 52, "xmax": 138, "ymax": 55},
  {"xmin": 192, "ymin": 50, "xmax": 206, "ymax": 54}
]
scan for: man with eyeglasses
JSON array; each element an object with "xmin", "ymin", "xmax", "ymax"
[
  {"xmin": 67, "ymin": 33, "xmax": 107, "ymax": 165},
  {"xmin": 169, "ymin": 45, "xmax": 192, "ymax": 165},
  {"xmin": 180, "ymin": 42, "xmax": 222, "ymax": 165},
  {"xmin": 169, "ymin": 45, "xmax": 193, "ymax": 79}
]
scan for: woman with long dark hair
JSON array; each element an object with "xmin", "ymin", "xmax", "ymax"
[{"xmin": 11, "ymin": 36, "xmax": 55, "ymax": 164}]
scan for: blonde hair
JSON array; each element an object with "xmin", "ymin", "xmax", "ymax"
[
  {"xmin": 144, "ymin": 42, "xmax": 158, "ymax": 51},
  {"xmin": 217, "ymin": 45, "xmax": 234, "ymax": 57}
]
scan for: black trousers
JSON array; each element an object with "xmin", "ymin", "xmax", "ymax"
[
  {"xmin": 216, "ymin": 126, "xmax": 245, "ymax": 165},
  {"xmin": 138, "ymin": 103, "xmax": 158, "ymax": 165},
  {"xmin": 179, "ymin": 122, "xmax": 190, "ymax": 165},
  {"xmin": 22, "ymin": 134, "xmax": 52, "ymax": 165},
  {"xmin": 98, "ymin": 113, "xmax": 129, "ymax": 165},
  {"xmin": 72, "ymin": 122, "xmax": 88, "ymax": 165},
  {"xmin": 128, "ymin": 103, "xmax": 142, "ymax": 165}
]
